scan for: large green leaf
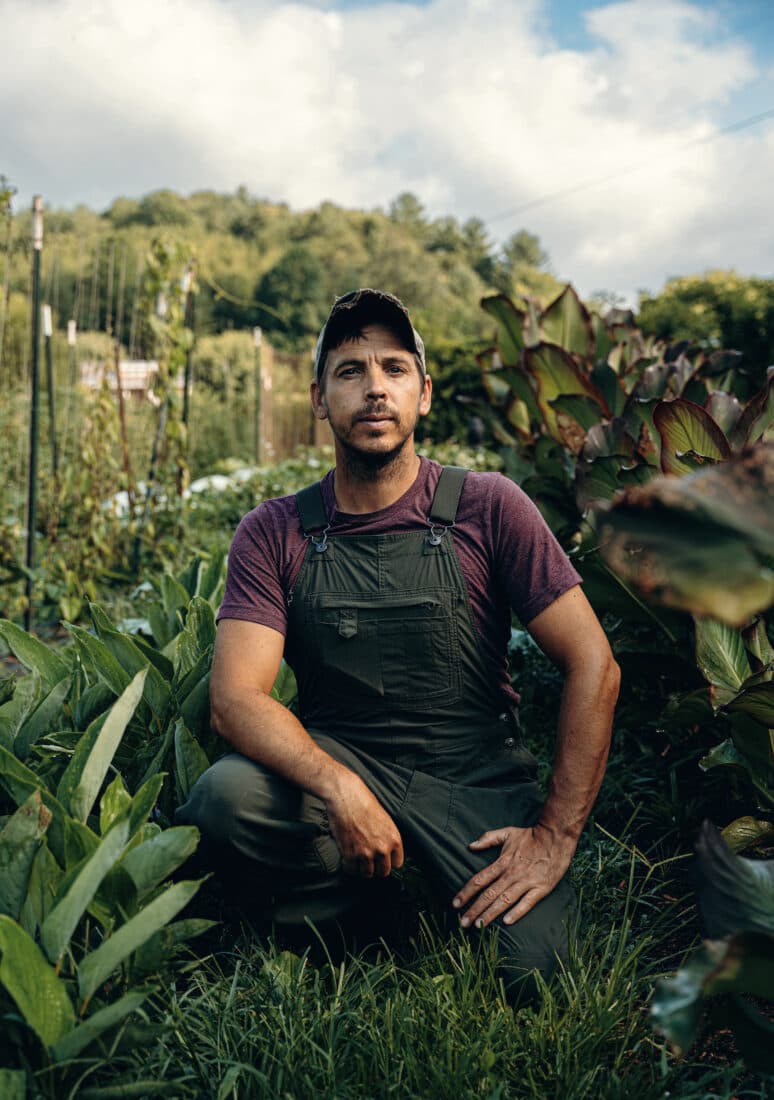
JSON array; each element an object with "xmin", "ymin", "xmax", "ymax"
[
  {"xmin": 121, "ymin": 826, "xmax": 198, "ymax": 899},
  {"xmin": 694, "ymin": 821, "xmax": 774, "ymax": 939},
  {"xmin": 0, "ymin": 914, "xmax": 75, "ymax": 1047},
  {"xmin": 88, "ymin": 605, "xmax": 170, "ymax": 718},
  {"xmin": 14, "ymin": 676, "xmax": 71, "ymax": 760},
  {"xmin": 653, "ymin": 399, "xmax": 731, "ymax": 476},
  {"xmin": 174, "ymin": 721, "xmax": 210, "ymax": 803},
  {"xmin": 523, "ymin": 343, "xmax": 610, "ymax": 447},
  {"xmin": 539, "ymin": 284, "xmax": 593, "ymax": 358},
  {"xmin": 199, "ymin": 551, "xmax": 227, "ymax": 605},
  {"xmin": 597, "ymin": 447, "xmax": 774, "ymax": 625},
  {"xmin": 100, "ymin": 774, "xmax": 132, "ymax": 835},
  {"xmin": 131, "ymin": 917, "xmax": 215, "ymax": 976},
  {"xmin": 0, "ymin": 620, "xmax": 69, "ymax": 689},
  {"xmin": 0, "ymin": 1070, "xmax": 26, "ymax": 1100},
  {"xmin": 128, "ymin": 774, "xmax": 164, "ymax": 836},
  {"xmin": 173, "ymin": 597, "xmax": 216, "ymax": 682},
  {"xmin": 732, "ymin": 369, "xmax": 774, "ymax": 449},
  {"xmin": 21, "ymin": 843, "xmax": 63, "ymax": 936},
  {"xmin": 0, "ymin": 744, "xmax": 68, "ymax": 862},
  {"xmin": 40, "ymin": 817, "xmax": 131, "ymax": 964},
  {"xmin": 58, "ymin": 670, "xmax": 147, "ymax": 823},
  {"xmin": 50, "ymin": 990, "xmax": 148, "ymax": 1063},
  {"xmin": 78, "ymin": 879, "xmax": 201, "ymax": 1003},
  {"xmin": 481, "ymin": 295, "xmax": 526, "ymax": 363},
  {"xmin": 65, "ymin": 623, "xmax": 130, "ymax": 697},
  {"xmin": 704, "ymin": 391, "xmax": 743, "ymax": 437},
  {"xmin": 0, "ymin": 792, "xmax": 51, "ymax": 919},
  {"xmin": 652, "ymin": 933, "xmax": 774, "ymax": 1069},
  {"xmin": 694, "ymin": 618, "xmax": 752, "ymax": 709},
  {"xmin": 725, "ymin": 682, "xmax": 774, "ymax": 726}
]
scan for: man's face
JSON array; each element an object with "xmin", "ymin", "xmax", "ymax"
[{"xmin": 310, "ymin": 323, "xmax": 432, "ymax": 461}]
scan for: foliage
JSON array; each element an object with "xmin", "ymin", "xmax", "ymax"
[
  {"xmin": 0, "ymin": 672, "xmax": 209, "ymax": 1091},
  {"xmin": 639, "ymin": 272, "xmax": 774, "ymax": 396},
  {"xmin": 651, "ymin": 822, "xmax": 774, "ymax": 1075}
]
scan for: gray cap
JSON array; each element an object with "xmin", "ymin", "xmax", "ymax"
[{"xmin": 313, "ymin": 288, "xmax": 426, "ymax": 383}]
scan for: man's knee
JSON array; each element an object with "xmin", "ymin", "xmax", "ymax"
[
  {"xmin": 489, "ymin": 876, "xmax": 577, "ymax": 1007},
  {"xmin": 176, "ymin": 752, "xmax": 300, "ymax": 850}
]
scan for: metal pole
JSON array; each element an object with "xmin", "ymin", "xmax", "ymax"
[
  {"xmin": 24, "ymin": 196, "xmax": 43, "ymax": 631},
  {"xmin": 253, "ymin": 326, "xmax": 262, "ymax": 464},
  {"xmin": 43, "ymin": 304, "xmax": 58, "ymax": 479}
]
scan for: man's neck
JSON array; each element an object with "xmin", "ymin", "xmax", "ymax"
[{"xmin": 332, "ymin": 445, "xmax": 421, "ymax": 514}]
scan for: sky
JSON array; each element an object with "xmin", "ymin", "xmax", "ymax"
[{"xmin": 2, "ymin": 0, "xmax": 774, "ymax": 301}]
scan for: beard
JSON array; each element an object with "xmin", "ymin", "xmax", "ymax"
[{"xmin": 329, "ymin": 402, "xmax": 421, "ymax": 483}]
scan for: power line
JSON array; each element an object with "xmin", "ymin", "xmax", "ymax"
[{"xmin": 487, "ymin": 105, "xmax": 774, "ymax": 225}]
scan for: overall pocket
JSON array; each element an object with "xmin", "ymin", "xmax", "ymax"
[{"xmin": 305, "ymin": 592, "xmax": 462, "ymax": 710}]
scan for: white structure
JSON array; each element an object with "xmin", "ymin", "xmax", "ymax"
[{"xmin": 79, "ymin": 360, "xmax": 184, "ymax": 401}]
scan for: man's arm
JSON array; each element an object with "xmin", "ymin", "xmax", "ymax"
[
  {"xmin": 452, "ymin": 584, "xmax": 620, "ymax": 928},
  {"xmin": 210, "ymin": 619, "xmax": 404, "ymax": 878}
]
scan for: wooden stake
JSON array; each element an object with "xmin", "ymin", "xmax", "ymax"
[{"xmin": 24, "ymin": 196, "xmax": 43, "ymax": 632}]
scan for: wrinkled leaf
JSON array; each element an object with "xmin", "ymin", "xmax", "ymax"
[
  {"xmin": 0, "ymin": 914, "xmax": 75, "ymax": 1047},
  {"xmin": 21, "ymin": 842, "xmax": 64, "ymax": 936},
  {"xmin": 0, "ymin": 744, "xmax": 67, "ymax": 863}
]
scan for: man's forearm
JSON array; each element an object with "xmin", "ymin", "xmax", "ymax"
[
  {"xmin": 211, "ymin": 689, "xmax": 354, "ymax": 803},
  {"xmin": 538, "ymin": 656, "xmax": 620, "ymax": 843}
]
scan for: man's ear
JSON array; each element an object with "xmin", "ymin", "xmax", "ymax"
[
  {"xmin": 310, "ymin": 380, "xmax": 328, "ymax": 420},
  {"xmin": 418, "ymin": 374, "xmax": 432, "ymax": 417}
]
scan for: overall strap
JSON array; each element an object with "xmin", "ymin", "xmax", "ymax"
[
  {"xmin": 429, "ymin": 466, "xmax": 467, "ymax": 525},
  {"xmin": 296, "ymin": 481, "xmax": 328, "ymax": 535}
]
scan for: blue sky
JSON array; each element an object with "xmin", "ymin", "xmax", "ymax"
[{"xmin": 2, "ymin": 0, "xmax": 773, "ymax": 299}]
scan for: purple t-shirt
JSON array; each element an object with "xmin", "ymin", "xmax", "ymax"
[{"xmin": 218, "ymin": 457, "xmax": 581, "ymax": 707}]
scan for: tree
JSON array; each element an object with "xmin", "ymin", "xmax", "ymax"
[
  {"xmin": 389, "ymin": 192, "xmax": 426, "ymax": 232},
  {"xmin": 255, "ymin": 245, "xmax": 329, "ymax": 347},
  {"xmin": 638, "ymin": 272, "xmax": 774, "ymax": 390}
]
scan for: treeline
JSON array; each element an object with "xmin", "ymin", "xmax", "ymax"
[{"xmin": 0, "ymin": 186, "xmax": 560, "ymax": 373}]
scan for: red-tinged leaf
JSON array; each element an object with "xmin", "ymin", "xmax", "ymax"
[
  {"xmin": 481, "ymin": 296, "xmax": 526, "ymax": 364},
  {"xmin": 731, "ymin": 369, "xmax": 774, "ymax": 450},
  {"xmin": 523, "ymin": 342, "xmax": 611, "ymax": 448},
  {"xmin": 705, "ymin": 391, "xmax": 743, "ymax": 437},
  {"xmin": 654, "ymin": 399, "xmax": 732, "ymax": 475}
]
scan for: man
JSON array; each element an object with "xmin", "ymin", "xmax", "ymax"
[{"xmin": 178, "ymin": 288, "xmax": 620, "ymax": 1003}]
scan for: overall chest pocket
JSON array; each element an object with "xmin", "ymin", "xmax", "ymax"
[{"xmin": 306, "ymin": 593, "xmax": 462, "ymax": 710}]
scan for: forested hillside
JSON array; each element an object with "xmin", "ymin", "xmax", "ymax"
[{"xmin": 0, "ymin": 186, "xmax": 560, "ymax": 371}]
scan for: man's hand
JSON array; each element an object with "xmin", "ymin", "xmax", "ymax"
[
  {"xmin": 452, "ymin": 824, "xmax": 576, "ymax": 929},
  {"xmin": 326, "ymin": 772, "xmax": 404, "ymax": 879}
]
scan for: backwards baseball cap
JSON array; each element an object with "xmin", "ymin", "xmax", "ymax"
[{"xmin": 313, "ymin": 288, "xmax": 426, "ymax": 383}]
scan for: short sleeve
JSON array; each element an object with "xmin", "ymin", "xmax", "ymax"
[
  {"xmin": 489, "ymin": 474, "xmax": 582, "ymax": 625},
  {"xmin": 216, "ymin": 504, "xmax": 289, "ymax": 635}
]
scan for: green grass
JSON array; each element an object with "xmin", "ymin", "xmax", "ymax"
[{"xmin": 44, "ymin": 828, "xmax": 769, "ymax": 1100}]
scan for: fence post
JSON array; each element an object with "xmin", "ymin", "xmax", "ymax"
[
  {"xmin": 253, "ymin": 327, "xmax": 262, "ymax": 464},
  {"xmin": 24, "ymin": 196, "xmax": 43, "ymax": 632}
]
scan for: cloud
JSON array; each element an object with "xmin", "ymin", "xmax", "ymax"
[{"xmin": 1, "ymin": 0, "xmax": 772, "ymax": 298}]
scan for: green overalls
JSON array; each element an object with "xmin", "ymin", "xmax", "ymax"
[{"xmin": 179, "ymin": 467, "xmax": 576, "ymax": 1001}]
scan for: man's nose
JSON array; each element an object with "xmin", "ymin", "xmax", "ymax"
[{"xmin": 364, "ymin": 369, "xmax": 387, "ymax": 397}]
